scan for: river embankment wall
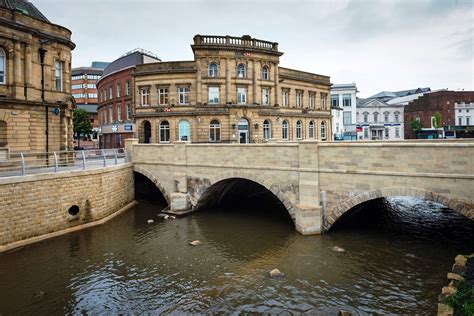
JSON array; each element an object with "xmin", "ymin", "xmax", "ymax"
[{"xmin": 0, "ymin": 163, "xmax": 134, "ymax": 251}]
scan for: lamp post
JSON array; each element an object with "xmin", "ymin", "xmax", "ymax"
[{"xmin": 38, "ymin": 45, "xmax": 48, "ymax": 153}]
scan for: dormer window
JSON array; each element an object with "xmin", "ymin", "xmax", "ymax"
[
  {"xmin": 237, "ymin": 64, "xmax": 246, "ymax": 78},
  {"xmin": 209, "ymin": 63, "xmax": 218, "ymax": 77}
]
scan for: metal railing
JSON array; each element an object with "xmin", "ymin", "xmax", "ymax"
[{"xmin": 0, "ymin": 148, "xmax": 131, "ymax": 178}]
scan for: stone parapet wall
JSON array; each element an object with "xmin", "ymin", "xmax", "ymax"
[{"xmin": 0, "ymin": 164, "xmax": 134, "ymax": 248}]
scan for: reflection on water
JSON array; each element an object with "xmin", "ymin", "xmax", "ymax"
[{"xmin": 0, "ymin": 197, "xmax": 473, "ymax": 314}]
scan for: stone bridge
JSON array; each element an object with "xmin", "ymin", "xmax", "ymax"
[{"xmin": 125, "ymin": 139, "xmax": 474, "ymax": 234}]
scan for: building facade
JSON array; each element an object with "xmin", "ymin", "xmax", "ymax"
[
  {"xmin": 134, "ymin": 35, "xmax": 332, "ymax": 144},
  {"xmin": 404, "ymin": 91, "xmax": 474, "ymax": 139},
  {"xmin": 453, "ymin": 102, "xmax": 474, "ymax": 138},
  {"xmin": 72, "ymin": 61, "xmax": 109, "ymax": 146},
  {"xmin": 0, "ymin": 0, "xmax": 75, "ymax": 152},
  {"xmin": 356, "ymin": 98, "xmax": 404, "ymax": 140},
  {"xmin": 330, "ymin": 83, "xmax": 357, "ymax": 140},
  {"xmin": 97, "ymin": 49, "xmax": 160, "ymax": 148}
]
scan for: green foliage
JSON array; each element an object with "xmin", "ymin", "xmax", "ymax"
[
  {"xmin": 445, "ymin": 278, "xmax": 474, "ymax": 315},
  {"xmin": 434, "ymin": 112, "xmax": 442, "ymax": 129},
  {"xmin": 73, "ymin": 109, "xmax": 92, "ymax": 137},
  {"xmin": 411, "ymin": 119, "xmax": 422, "ymax": 132}
]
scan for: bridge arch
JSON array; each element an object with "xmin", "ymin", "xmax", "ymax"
[
  {"xmin": 133, "ymin": 166, "xmax": 170, "ymax": 204},
  {"xmin": 326, "ymin": 187, "xmax": 473, "ymax": 230},
  {"xmin": 194, "ymin": 171, "xmax": 297, "ymax": 221}
]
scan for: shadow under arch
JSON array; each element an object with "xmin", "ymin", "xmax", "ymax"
[
  {"xmin": 194, "ymin": 172, "xmax": 296, "ymax": 224},
  {"xmin": 133, "ymin": 166, "xmax": 170, "ymax": 204},
  {"xmin": 326, "ymin": 187, "xmax": 473, "ymax": 231}
]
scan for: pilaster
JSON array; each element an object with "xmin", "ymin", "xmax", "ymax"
[{"xmin": 226, "ymin": 58, "xmax": 231, "ymax": 103}]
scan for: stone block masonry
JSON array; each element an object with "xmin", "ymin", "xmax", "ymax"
[{"xmin": 0, "ymin": 164, "xmax": 134, "ymax": 250}]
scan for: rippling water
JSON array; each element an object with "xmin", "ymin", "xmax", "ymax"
[{"xmin": 1, "ymin": 197, "xmax": 473, "ymax": 314}]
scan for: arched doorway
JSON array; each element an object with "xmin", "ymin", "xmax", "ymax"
[
  {"xmin": 143, "ymin": 121, "xmax": 151, "ymax": 143},
  {"xmin": 238, "ymin": 118, "xmax": 249, "ymax": 144}
]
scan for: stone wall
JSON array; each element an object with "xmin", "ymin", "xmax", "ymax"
[{"xmin": 0, "ymin": 164, "xmax": 134, "ymax": 248}]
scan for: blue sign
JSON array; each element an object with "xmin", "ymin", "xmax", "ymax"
[{"xmin": 124, "ymin": 124, "xmax": 133, "ymax": 131}]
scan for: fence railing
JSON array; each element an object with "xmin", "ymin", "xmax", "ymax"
[{"xmin": 0, "ymin": 148, "xmax": 131, "ymax": 178}]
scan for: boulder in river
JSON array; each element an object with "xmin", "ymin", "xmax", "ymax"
[
  {"xmin": 147, "ymin": 219, "xmax": 154, "ymax": 224},
  {"xmin": 332, "ymin": 246, "xmax": 345, "ymax": 253},
  {"xmin": 157, "ymin": 214, "xmax": 169, "ymax": 220},
  {"xmin": 189, "ymin": 240, "xmax": 201, "ymax": 246},
  {"xmin": 269, "ymin": 268, "xmax": 283, "ymax": 277}
]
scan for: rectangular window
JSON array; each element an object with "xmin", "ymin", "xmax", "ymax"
[
  {"xmin": 296, "ymin": 91, "xmax": 304, "ymax": 108},
  {"xmin": 116, "ymin": 84, "xmax": 121, "ymax": 98},
  {"xmin": 178, "ymin": 87, "xmax": 190, "ymax": 105},
  {"xmin": 71, "ymin": 75, "xmax": 84, "ymax": 81},
  {"xmin": 262, "ymin": 88, "xmax": 270, "ymax": 105},
  {"xmin": 109, "ymin": 87, "xmax": 113, "ymax": 99},
  {"xmin": 208, "ymin": 87, "xmax": 219, "ymax": 104},
  {"xmin": 395, "ymin": 127, "xmax": 400, "ymax": 138},
  {"xmin": 364, "ymin": 128, "xmax": 369, "ymax": 138},
  {"xmin": 321, "ymin": 93, "xmax": 327, "ymax": 110},
  {"xmin": 459, "ymin": 117, "xmax": 463, "ymax": 125},
  {"xmin": 343, "ymin": 94, "xmax": 351, "ymax": 107},
  {"xmin": 237, "ymin": 87, "xmax": 247, "ymax": 104},
  {"xmin": 108, "ymin": 105, "xmax": 113, "ymax": 123},
  {"xmin": 54, "ymin": 60, "xmax": 63, "ymax": 92},
  {"xmin": 140, "ymin": 87, "xmax": 149, "ymax": 106},
  {"xmin": 88, "ymin": 93, "xmax": 97, "ymax": 98},
  {"xmin": 126, "ymin": 103, "xmax": 132, "ymax": 120},
  {"xmin": 71, "ymin": 84, "xmax": 83, "ymax": 89},
  {"xmin": 467, "ymin": 117, "xmax": 470, "ymax": 125},
  {"xmin": 384, "ymin": 128, "xmax": 389, "ymax": 138},
  {"xmin": 282, "ymin": 90, "xmax": 289, "ymax": 107},
  {"xmin": 126, "ymin": 81, "xmax": 131, "ymax": 96},
  {"xmin": 117, "ymin": 105, "xmax": 122, "ymax": 121},
  {"xmin": 159, "ymin": 87, "xmax": 169, "ymax": 105},
  {"xmin": 87, "ymin": 83, "xmax": 95, "ymax": 89},
  {"xmin": 331, "ymin": 95, "xmax": 339, "ymax": 107},
  {"xmin": 309, "ymin": 94, "xmax": 315, "ymax": 108},
  {"xmin": 343, "ymin": 111, "xmax": 352, "ymax": 125},
  {"xmin": 384, "ymin": 113, "xmax": 389, "ymax": 123}
]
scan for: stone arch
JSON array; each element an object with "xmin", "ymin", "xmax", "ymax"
[
  {"xmin": 326, "ymin": 187, "xmax": 474, "ymax": 230},
  {"xmin": 133, "ymin": 166, "xmax": 170, "ymax": 203},
  {"xmin": 194, "ymin": 171, "xmax": 297, "ymax": 221}
]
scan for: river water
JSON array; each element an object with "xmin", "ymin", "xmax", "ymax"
[{"xmin": 1, "ymin": 197, "xmax": 474, "ymax": 315}]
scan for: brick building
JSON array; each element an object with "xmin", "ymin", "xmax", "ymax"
[
  {"xmin": 97, "ymin": 49, "xmax": 160, "ymax": 148},
  {"xmin": 0, "ymin": 0, "xmax": 75, "ymax": 152},
  {"xmin": 404, "ymin": 91, "xmax": 474, "ymax": 139},
  {"xmin": 133, "ymin": 34, "xmax": 332, "ymax": 144}
]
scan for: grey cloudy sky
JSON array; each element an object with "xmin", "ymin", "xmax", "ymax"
[{"xmin": 34, "ymin": 0, "xmax": 473, "ymax": 97}]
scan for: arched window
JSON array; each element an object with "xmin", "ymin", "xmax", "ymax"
[
  {"xmin": 142, "ymin": 120, "xmax": 151, "ymax": 144},
  {"xmin": 209, "ymin": 119, "xmax": 220, "ymax": 142},
  {"xmin": 263, "ymin": 119, "xmax": 271, "ymax": 140},
  {"xmin": 282, "ymin": 120, "xmax": 289, "ymax": 140},
  {"xmin": 0, "ymin": 48, "xmax": 5, "ymax": 84},
  {"xmin": 309, "ymin": 120, "xmax": 315, "ymax": 139},
  {"xmin": 321, "ymin": 121, "xmax": 326, "ymax": 140},
  {"xmin": 0, "ymin": 120, "xmax": 7, "ymax": 146},
  {"xmin": 237, "ymin": 64, "xmax": 246, "ymax": 78},
  {"xmin": 296, "ymin": 120, "xmax": 303, "ymax": 139},
  {"xmin": 160, "ymin": 120, "xmax": 170, "ymax": 143},
  {"xmin": 178, "ymin": 120, "xmax": 191, "ymax": 141},
  {"xmin": 373, "ymin": 112, "xmax": 379, "ymax": 123},
  {"xmin": 261, "ymin": 66, "xmax": 269, "ymax": 80},
  {"xmin": 209, "ymin": 63, "xmax": 218, "ymax": 77}
]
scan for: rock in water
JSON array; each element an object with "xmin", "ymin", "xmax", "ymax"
[
  {"xmin": 189, "ymin": 240, "xmax": 201, "ymax": 246},
  {"xmin": 332, "ymin": 246, "xmax": 345, "ymax": 253},
  {"xmin": 169, "ymin": 216, "xmax": 176, "ymax": 220},
  {"xmin": 157, "ymin": 214, "xmax": 168, "ymax": 220},
  {"xmin": 269, "ymin": 268, "xmax": 282, "ymax": 277},
  {"xmin": 147, "ymin": 219, "xmax": 154, "ymax": 224}
]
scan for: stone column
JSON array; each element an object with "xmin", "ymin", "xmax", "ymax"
[
  {"xmin": 226, "ymin": 58, "xmax": 231, "ymax": 104},
  {"xmin": 252, "ymin": 59, "xmax": 257, "ymax": 104},
  {"xmin": 274, "ymin": 63, "xmax": 279, "ymax": 105},
  {"xmin": 196, "ymin": 58, "xmax": 202, "ymax": 104},
  {"xmin": 24, "ymin": 44, "xmax": 32, "ymax": 86},
  {"xmin": 295, "ymin": 142, "xmax": 322, "ymax": 235}
]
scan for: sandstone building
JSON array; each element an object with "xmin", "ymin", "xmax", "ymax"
[
  {"xmin": 131, "ymin": 35, "xmax": 331, "ymax": 144},
  {"xmin": 0, "ymin": 0, "xmax": 76, "ymax": 152}
]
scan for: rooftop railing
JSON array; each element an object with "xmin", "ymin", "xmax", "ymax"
[
  {"xmin": 0, "ymin": 148, "xmax": 130, "ymax": 178},
  {"xmin": 193, "ymin": 35, "xmax": 279, "ymax": 51}
]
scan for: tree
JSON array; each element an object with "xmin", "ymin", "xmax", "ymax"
[
  {"xmin": 433, "ymin": 112, "xmax": 442, "ymax": 129},
  {"xmin": 73, "ymin": 109, "xmax": 92, "ymax": 149},
  {"xmin": 411, "ymin": 119, "xmax": 422, "ymax": 138}
]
